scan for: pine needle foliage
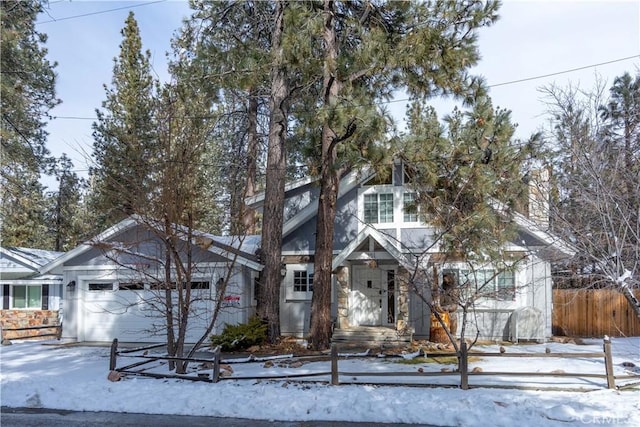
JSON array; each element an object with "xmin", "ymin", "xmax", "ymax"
[{"xmin": 399, "ymin": 96, "xmax": 537, "ymax": 263}]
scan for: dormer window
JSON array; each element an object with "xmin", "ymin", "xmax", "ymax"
[{"xmin": 364, "ymin": 193, "xmax": 394, "ymax": 224}]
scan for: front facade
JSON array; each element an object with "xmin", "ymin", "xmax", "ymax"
[
  {"xmin": 40, "ymin": 218, "xmax": 262, "ymax": 344},
  {"xmin": 0, "ymin": 247, "xmax": 63, "ymax": 339},
  {"xmin": 17, "ymin": 164, "xmax": 573, "ymax": 345},
  {"xmin": 250, "ymin": 162, "xmax": 575, "ymax": 342}
]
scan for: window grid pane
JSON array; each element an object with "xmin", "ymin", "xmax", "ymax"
[
  {"xmin": 379, "ymin": 194, "xmax": 394, "ymax": 223},
  {"xmin": 13, "ymin": 286, "xmax": 26, "ymax": 309},
  {"xmin": 477, "ymin": 270, "xmax": 495, "ymax": 292},
  {"xmin": 294, "ymin": 271, "xmax": 308, "ymax": 292},
  {"xmin": 403, "ymin": 192, "xmax": 418, "ymax": 222},
  {"xmin": 364, "ymin": 194, "xmax": 378, "ymax": 223},
  {"xmin": 497, "ymin": 271, "xmax": 516, "ymax": 300},
  {"xmin": 27, "ymin": 286, "xmax": 41, "ymax": 308}
]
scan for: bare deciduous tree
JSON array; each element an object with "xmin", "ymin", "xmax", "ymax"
[{"xmin": 542, "ymin": 75, "xmax": 640, "ymax": 320}]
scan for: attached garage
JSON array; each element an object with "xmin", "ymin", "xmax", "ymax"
[{"xmin": 40, "ymin": 217, "xmax": 261, "ymax": 344}]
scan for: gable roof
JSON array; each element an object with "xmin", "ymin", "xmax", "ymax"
[
  {"xmin": 39, "ymin": 216, "xmax": 262, "ymax": 274},
  {"xmin": 489, "ymin": 199, "xmax": 577, "ymax": 259},
  {"xmin": 245, "ymin": 175, "xmax": 316, "ymax": 208},
  {"xmin": 246, "ymin": 167, "xmax": 376, "ymax": 239},
  {"xmin": 332, "ymin": 227, "xmax": 416, "ymax": 271},
  {"xmin": 0, "ymin": 247, "xmax": 64, "ymax": 280},
  {"xmin": 251, "ymin": 164, "xmax": 576, "ymax": 261}
]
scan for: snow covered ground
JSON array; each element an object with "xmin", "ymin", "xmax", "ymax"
[{"xmin": 1, "ymin": 338, "xmax": 639, "ymax": 426}]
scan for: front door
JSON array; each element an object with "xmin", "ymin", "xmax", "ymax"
[{"xmin": 349, "ymin": 265, "xmax": 394, "ymax": 326}]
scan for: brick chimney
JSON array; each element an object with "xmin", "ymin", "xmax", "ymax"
[{"xmin": 528, "ymin": 168, "xmax": 550, "ymax": 229}]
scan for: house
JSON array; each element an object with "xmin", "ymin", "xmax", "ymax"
[
  {"xmin": 36, "ymin": 162, "xmax": 574, "ymax": 345},
  {"xmin": 247, "ymin": 162, "xmax": 576, "ymax": 342},
  {"xmin": 38, "ymin": 217, "xmax": 262, "ymax": 343},
  {"xmin": 0, "ymin": 247, "xmax": 64, "ymax": 339}
]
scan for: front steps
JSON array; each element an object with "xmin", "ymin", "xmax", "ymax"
[{"xmin": 331, "ymin": 326, "xmax": 411, "ymax": 349}]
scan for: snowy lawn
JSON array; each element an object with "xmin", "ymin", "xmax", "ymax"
[{"xmin": 1, "ymin": 338, "xmax": 639, "ymax": 426}]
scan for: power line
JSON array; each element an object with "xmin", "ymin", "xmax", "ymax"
[
  {"xmin": 37, "ymin": 0, "xmax": 167, "ymax": 25},
  {"xmin": 49, "ymin": 54, "xmax": 640, "ymax": 121},
  {"xmin": 488, "ymin": 55, "xmax": 640, "ymax": 88}
]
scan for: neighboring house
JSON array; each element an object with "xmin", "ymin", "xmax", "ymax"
[
  {"xmin": 0, "ymin": 247, "xmax": 64, "ymax": 339},
  {"xmin": 247, "ymin": 162, "xmax": 576, "ymax": 342},
  {"xmin": 39, "ymin": 217, "xmax": 262, "ymax": 344}
]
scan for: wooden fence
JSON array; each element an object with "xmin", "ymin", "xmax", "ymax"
[
  {"xmin": 553, "ymin": 289, "xmax": 640, "ymax": 337},
  {"xmin": 109, "ymin": 338, "xmax": 638, "ymax": 391}
]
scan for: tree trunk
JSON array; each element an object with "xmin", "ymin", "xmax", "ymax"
[
  {"xmin": 621, "ymin": 280, "xmax": 640, "ymax": 322},
  {"xmin": 308, "ymin": 0, "xmax": 340, "ymax": 351},
  {"xmin": 242, "ymin": 90, "xmax": 259, "ymax": 234},
  {"xmin": 163, "ymin": 220, "xmax": 176, "ymax": 371},
  {"xmin": 257, "ymin": 0, "xmax": 288, "ymax": 343},
  {"xmin": 309, "ymin": 163, "xmax": 339, "ymax": 350}
]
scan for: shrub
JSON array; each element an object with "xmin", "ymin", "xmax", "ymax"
[{"xmin": 210, "ymin": 316, "xmax": 267, "ymax": 351}]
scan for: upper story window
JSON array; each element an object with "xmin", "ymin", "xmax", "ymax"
[
  {"xmin": 293, "ymin": 271, "xmax": 314, "ymax": 292},
  {"xmin": 364, "ymin": 193, "xmax": 394, "ymax": 224},
  {"xmin": 403, "ymin": 192, "xmax": 418, "ymax": 222}
]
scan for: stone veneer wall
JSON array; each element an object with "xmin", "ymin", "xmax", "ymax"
[
  {"xmin": 0, "ymin": 310, "xmax": 60, "ymax": 340},
  {"xmin": 335, "ymin": 266, "xmax": 350, "ymax": 329}
]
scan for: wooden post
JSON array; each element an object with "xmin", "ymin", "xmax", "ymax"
[
  {"xmin": 212, "ymin": 345, "xmax": 221, "ymax": 383},
  {"xmin": 459, "ymin": 341, "xmax": 469, "ymax": 390},
  {"xmin": 331, "ymin": 343, "xmax": 339, "ymax": 385},
  {"xmin": 603, "ymin": 337, "xmax": 615, "ymax": 389},
  {"xmin": 109, "ymin": 338, "xmax": 118, "ymax": 371}
]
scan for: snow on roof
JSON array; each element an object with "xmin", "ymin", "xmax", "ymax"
[
  {"xmin": 2, "ymin": 247, "xmax": 64, "ymax": 267},
  {"xmin": 211, "ymin": 235, "xmax": 261, "ymax": 256}
]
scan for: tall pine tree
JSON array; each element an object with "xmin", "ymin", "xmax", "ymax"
[
  {"xmin": 0, "ymin": 0, "xmax": 60, "ymax": 247},
  {"xmin": 306, "ymin": 0, "xmax": 500, "ymax": 349},
  {"xmin": 89, "ymin": 11, "xmax": 157, "ymax": 232},
  {"xmin": 45, "ymin": 154, "xmax": 88, "ymax": 251},
  {"xmin": 182, "ymin": 0, "xmax": 275, "ymax": 234}
]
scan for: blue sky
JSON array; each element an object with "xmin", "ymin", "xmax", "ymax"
[{"xmin": 36, "ymin": 0, "xmax": 639, "ymax": 189}]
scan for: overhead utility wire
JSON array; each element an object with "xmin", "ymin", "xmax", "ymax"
[
  {"xmin": 487, "ymin": 55, "xmax": 640, "ymax": 88},
  {"xmin": 50, "ymin": 54, "xmax": 640, "ymax": 121},
  {"xmin": 37, "ymin": 0, "xmax": 167, "ymax": 25}
]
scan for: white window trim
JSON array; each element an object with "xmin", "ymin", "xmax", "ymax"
[
  {"xmin": 285, "ymin": 264, "xmax": 314, "ymax": 301},
  {"xmin": 358, "ymin": 185, "xmax": 423, "ymax": 232},
  {"xmin": 442, "ymin": 263, "xmax": 520, "ymax": 308},
  {"xmin": 10, "ymin": 284, "xmax": 43, "ymax": 309}
]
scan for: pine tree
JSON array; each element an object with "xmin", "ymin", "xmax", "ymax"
[
  {"xmin": 45, "ymin": 154, "xmax": 88, "ymax": 251},
  {"xmin": 182, "ymin": 0, "xmax": 275, "ymax": 234},
  {"xmin": 0, "ymin": 0, "xmax": 60, "ymax": 247},
  {"xmin": 180, "ymin": 1, "xmax": 318, "ymax": 342},
  {"xmin": 307, "ymin": 0, "xmax": 500, "ymax": 349},
  {"xmin": 89, "ymin": 11, "xmax": 157, "ymax": 232},
  {"xmin": 400, "ymin": 97, "xmax": 533, "ymax": 259}
]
